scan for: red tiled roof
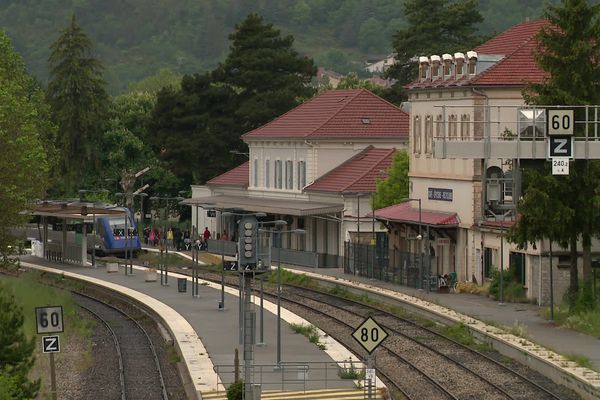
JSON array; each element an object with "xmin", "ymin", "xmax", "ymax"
[
  {"xmin": 406, "ymin": 19, "xmax": 551, "ymax": 89},
  {"xmin": 478, "ymin": 219, "xmax": 516, "ymax": 229},
  {"xmin": 305, "ymin": 147, "xmax": 396, "ymax": 194},
  {"xmin": 371, "ymin": 202, "xmax": 460, "ymax": 227},
  {"xmin": 206, "ymin": 162, "xmax": 249, "ymax": 187},
  {"xmin": 243, "ymin": 89, "xmax": 409, "ymax": 140}
]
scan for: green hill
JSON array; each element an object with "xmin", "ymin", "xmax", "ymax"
[{"xmin": 0, "ymin": 0, "xmax": 558, "ymax": 94}]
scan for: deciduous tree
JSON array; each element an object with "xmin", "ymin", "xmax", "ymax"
[
  {"xmin": 0, "ymin": 32, "xmax": 53, "ymax": 252},
  {"xmin": 372, "ymin": 151, "xmax": 410, "ymax": 210}
]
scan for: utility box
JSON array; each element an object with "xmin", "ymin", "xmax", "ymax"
[{"xmin": 177, "ymin": 278, "xmax": 187, "ymax": 293}]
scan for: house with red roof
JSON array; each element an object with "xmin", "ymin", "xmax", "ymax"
[
  {"xmin": 372, "ymin": 20, "xmax": 560, "ymax": 303},
  {"xmin": 187, "ymin": 89, "xmax": 409, "ymax": 267}
]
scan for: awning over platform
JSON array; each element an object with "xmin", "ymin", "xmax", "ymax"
[
  {"xmin": 28, "ymin": 201, "xmax": 127, "ymax": 221},
  {"xmin": 182, "ymin": 195, "xmax": 343, "ymax": 216},
  {"xmin": 371, "ymin": 202, "xmax": 460, "ymax": 227}
]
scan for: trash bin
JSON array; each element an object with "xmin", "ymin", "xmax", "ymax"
[{"xmin": 177, "ymin": 278, "xmax": 187, "ymax": 293}]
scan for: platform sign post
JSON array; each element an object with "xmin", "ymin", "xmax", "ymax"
[
  {"xmin": 352, "ymin": 317, "xmax": 387, "ymax": 400},
  {"xmin": 36, "ymin": 307, "xmax": 63, "ymax": 400}
]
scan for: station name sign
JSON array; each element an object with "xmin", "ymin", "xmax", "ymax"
[{"xmin": 428, "ymin": 188, "xmax": 453, "ymax": 202}]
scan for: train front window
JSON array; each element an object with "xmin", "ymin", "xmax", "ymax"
[{"xmin": 108, "ymin": 217, "xmax": 136, "ymax": 236}]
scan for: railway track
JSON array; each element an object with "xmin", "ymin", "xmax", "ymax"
[
  {"xmin": 279, "ymin": 284, "xmax": 569, "ymax": 400},
  {"xmin": 73, "ymin": 292, "xmax": 169, "ymax": 400}
]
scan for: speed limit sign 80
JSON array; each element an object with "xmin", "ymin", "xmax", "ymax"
[{"xmin": 35, "ymin": 306, "xmax": 64, "ymax": 334}]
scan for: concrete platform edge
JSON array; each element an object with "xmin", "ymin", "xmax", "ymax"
[
  {"xmin": 289, "ymin": 268, "xmax": 600, "ymax": 400},
  {"xmin": 20, "ymin": 261, "xmax": 217, "ymax": 400}
]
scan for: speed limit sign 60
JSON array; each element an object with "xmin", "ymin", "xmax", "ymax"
[
  {"xmin": 547, "ymin": 109, "xmax": 574, "ymax": 136},
  {"xmin": 35, "ymin": 306, "xmax": 64, "ymax": 334}
]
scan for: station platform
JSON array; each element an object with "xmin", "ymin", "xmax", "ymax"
[{"xmin": 18, "ymin": 255, "xmax": 384, "ymax": 400}]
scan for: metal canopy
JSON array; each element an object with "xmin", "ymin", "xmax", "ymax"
[
  {"xmin": 28, "ymin": 200, "xmax": 126, "ymax": 221},
  {"xmin": 182, "ymin": 195, "xmax": 343, "ymax": 216}
]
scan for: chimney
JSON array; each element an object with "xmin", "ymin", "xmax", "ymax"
[
  {"xmin": 419, "ymin": 56, "xmax": 430, "ymax": 81},
  {"xmin": 454, "ymin": 52, "xmax": 465, "ymax": 78},
  {"xmin": 430, "ymin": 55, "xmax": 441, "ymax": 80},
  {"xmin": 442, "ymin": 53, "xmax": 453, "ymax": 78},
  {"xmin": 467, "ymin": 51, "xmax": 478, "ymax": 75}
]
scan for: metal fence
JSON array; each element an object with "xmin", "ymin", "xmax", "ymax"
[
  {"xmin": 213, "ymin": 360, "xmax": 363, "ymax": 394},
  {"xmin": 343, "ymin": 242, "xmax": 426, "ymax": 289},
  {"xmin": 208, "ymin": 238, "xmax": 338, "ymax": 269},
  {"xmin": 44, "ymin": 241, "xmax": 83, "ymax": 265}
]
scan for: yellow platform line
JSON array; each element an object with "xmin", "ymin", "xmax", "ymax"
[{"xmin": 202, "ymin": 388, "xmax": 384, "ymax": 400}]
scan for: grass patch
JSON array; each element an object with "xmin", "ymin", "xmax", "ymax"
[
  {"xmin": 441, "ymin": 323, "xmax": 476, "ymax": 346},
  {"xmin": 135, "ymin": 251, "xmax": 195, "ymax": 268},
  {"xmin": 0, "ymin": 272, "xmax": 92, "ymax": 341},
  {"xmin": 289, "ymin": 323, "xmax": 326, "ymax": 350},
  {"xmin": 439, "ymin": 322, "xmax": 492, "ymax": 352},
  {"xmin": 267, "ymin": 269, "xmax": 313, "ymax": 287},
  {"xmin": 565, "ymin": 353, "xmax": 594, "ymax": 369},
  {"xmin": 542, "ymin": 303, "xmax": 600, "ymax": 339},
  {"xmin": 506, "ymin": 321, "xmax": 528, "ymax": 338},
  {"xmin": 328, "ymin": 285, "xmax": 380, "ymax": 307},
  {"xmin": 338, "ymin": 360, "xmax": 364, "ymax": 380},
  {"xmin": 167, "ymin": 345, "xmax": 182, "ymax": 364}
]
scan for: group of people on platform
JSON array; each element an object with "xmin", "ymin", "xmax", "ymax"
[{"xmin": 142, "ymin": 226, "xmax": 233, "ymax": 251}]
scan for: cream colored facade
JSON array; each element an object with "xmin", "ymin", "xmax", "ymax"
[
  {"xmin": 408, "ymin": 86, "xmax": 547, "ymax": 299},
  {"xmin": 192, "ymin": 136, "xmax": 407, "ymax": 265}
]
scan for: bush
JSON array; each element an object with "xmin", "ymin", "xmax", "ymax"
[
  {"xmin": 488, "ymin": 268, "xmax": 527, "ymax": 302},
  {"xmin": 227, "ymin": 380, "xmax": 243, "ymax": 400}
]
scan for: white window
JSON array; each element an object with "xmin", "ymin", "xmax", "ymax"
[
  {"xmin": 425, "ymin": 115, "xmax": 433, "ymax": 154},
  {"xmin": 286, "ymin": 160, "xmax": 293, "ymax": 189},
  {"xmin": 275, "ymin": 160, "xmax": 282, "ymax": 189},
  {"xmin": 461, "ymin": 114, "xmax": 471, "ymax": 140},
  {"xmin": 253, "ymin": 159, "xmax": 259, "ymax": 187},
  {"xmin": 413, "ymin": 115, "xmax": 421, "ymax": 154},
  {"xmin": 435, "ymin": 114, "xmax": 442, "ymax": 139},
  {"xmin": 265, "ymin": 159, "xmax": 270, "ymax": 188},
  {"xmin": 297, "ymin": 161, "xmax": 306, "ymax": 190},
  {"xmin": 449, "ymin": 114, "xmax": 458, "ymax": 140}
]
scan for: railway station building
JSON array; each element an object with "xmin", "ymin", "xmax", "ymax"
[
  {"xmin": 185, "ymin": 89, "xmax": 409, "ymax": 268},
  {"xmin": 373, "ymin": 19, "xmax": 587, "ymax": 304}
]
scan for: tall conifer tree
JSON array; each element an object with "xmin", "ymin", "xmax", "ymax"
[
  {"xmin": 47, "ymin": 15, "xmax": 109, "ymax": 193},
  {"xmin": 509, "ymin": 0, "xmax": 600, "ymax": 307}
]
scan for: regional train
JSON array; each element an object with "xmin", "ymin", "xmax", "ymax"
[{"xmin": 48, "ymin": 207, "xmax": 141, "ymax": 256}]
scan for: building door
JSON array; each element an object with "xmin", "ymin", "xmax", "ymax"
[
  {"xmin": 484, "ymin": 247, "xmax": 493, "ymax": 279},
  {"xmin": 509, "ymin": 252, "xmax": 526, "ymax": 285}
]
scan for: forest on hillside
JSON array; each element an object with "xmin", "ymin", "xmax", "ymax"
[{"xmin": 0, "ymin": 0, "xmax": 560, "ymax": 93}]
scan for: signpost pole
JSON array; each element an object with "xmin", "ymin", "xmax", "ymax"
[{"xmin": 366, "ymin": 354, "xmax": 374, "ymax": 400}]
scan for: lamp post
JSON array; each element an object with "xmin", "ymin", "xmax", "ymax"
[
  {"xmin": 402, "ymin": 198, "xmax": 423, "ymax": 290},
  {"xmin": 259, "ymin": 226, "xmax": 305, "ymax": 365},
  {"xmin": 79, "ymin": 189, "xmax": 109, "ymax": 268}
]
